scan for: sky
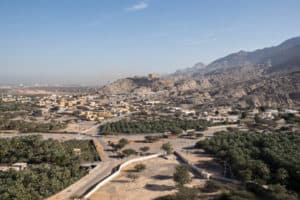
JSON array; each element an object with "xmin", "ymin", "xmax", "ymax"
[{"xmin": 0, "ymin": 0, "xmax": 300, "ymax": 85}]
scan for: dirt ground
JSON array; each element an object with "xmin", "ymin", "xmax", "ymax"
[
  {"xmin": 88, "ymin": 156, "xmax": 206, "ymax": 200},
  {"xmin": 101, "ymin": 134, "xmax": 197, "ymax": 156},
  {"xmin": 63, "ymin": 120, "xmax": 97, "ymax": 132},
  {"xmin": 0, "ymin": 132, "xmax": 90, "ymax": 141},
  {"xmin": 202, "ymin": 124, "xmax": 239, "ymax": 137},
  {"xmin": 180, "ymin": 149, "xmax": 223, "ymax": 177}
]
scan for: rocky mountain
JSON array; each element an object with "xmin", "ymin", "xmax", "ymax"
[
  {"xmin": 100, "ymin": 76, "xmax": 157, "ymax": 95},
  {"xmin": 100, "ymin": 36, "xmax": 300, "ymax": 107},
  {"xmin": 195, "ymin": 37, "xmax": 300, "ymax": 107},
  {"xmin": 172, "ymin": 62, "xmax": 206, "ymax": 77},
  {"xmin": 193, "ymin": 36, "xmax": 300, "ymax": 76}
]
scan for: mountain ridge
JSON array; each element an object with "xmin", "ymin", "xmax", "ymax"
[
  {"xmin": 195, "ymin": 36, "xmax": 300, "ymax": 76},
  {"xmin": 99, "ymin": 36, "xmax": 300, "ymax": 107}
]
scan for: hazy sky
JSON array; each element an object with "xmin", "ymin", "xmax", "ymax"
[{"xmin": 1, "ymin": 0, "xmax": 300, "ymax": 85}]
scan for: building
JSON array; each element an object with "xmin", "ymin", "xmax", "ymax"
[
  {"xmin": 227, "ymin": 115, "xmax": 240, "ymax": 123},
  {"xmin": 181, "ymin": 109, "xmax": 196, "ymax": 115},
  {"xmin": 11, "ymin": 163, "xmax": 27, "ymax": 171},
  {"xmin": 148, "ymin": 73, "xmax": 160, "ymax": 79},
  {"xmin": 284, "ymin": 109, "xmax": 299, "ymax": 114},
  {"xmin": 73, "ymin": 148, "xmax": 81, "ymax": 156},
  {"xmin": 261, "ymin": 109, "xmax": 279, "ymax": 120}
]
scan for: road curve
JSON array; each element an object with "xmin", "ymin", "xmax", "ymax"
[{"xmin": 47, "ymin": 159, "xmax": 121, "ymax": 200}]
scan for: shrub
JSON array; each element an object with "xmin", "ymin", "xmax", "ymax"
[
  {"xmin": 127, "ymin": 173, "xmax": 139, "ymax": 182},
  {"xmin": 144, "ymin": 135, "xmax": 160, "ymax": 143},
  {"xmin": 122, "ymin": 149, "xmax": 137, "ymax": 157},
  {"xmin": 161, "ymin": 142, "xmax": 173, "ymax": 155},
  {"xmin": 140, "ymin": 146, "xmax": 150, "ymax": 154},
  {"xmin": 202, "ymin": 180, "xmax": 223, "ymax": 193},
  {"xmin": 173, "ymin": 165, "xmax": 191, "ymax": 187},
  {"xmin": 134, "ymin": 164, "xmax": 146, "ymax": 172},
  {"xmin": 154, "ymin": 187, "xmax": 199, "ymax": 200},
  {"xmin": 117, "ymin": 138, "xmax": 129, "ymax": 149},
  {"xmin": 195, "ymin": 133, "xmax": 204, "ymax": 138}
]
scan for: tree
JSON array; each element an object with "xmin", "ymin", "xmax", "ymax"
[
  {"xmin": 173, "ymin": 187, "xmax": 198, "ymax": 200},
  {"xmin": 173, "ymin": 165, "xmax": 191, "ymax": 187},
  {"xmin": 275, "ymin": 168, "xmax": 289, "ymax": 184},
  {"xmin": 0, "ymin": 136, "xmax": 93, "ymax": 199},
  {"xmin": 112, "ymin": 138, "xmax": 129, "ymax": 151},
  {"xmin": 195, "ymin": 133, "xmax": 204, "ymax": 138},
  {"xmin": 117, "ymin": 138, "xmax": 129, "ymax": 149},
  {"xmin": 253, "ymin": 161, "xmax": 270, "ymax": 182},
  {"xmin": 266, "ymin": 184, "xmax": 298, "ymax": 200},
  {"xmin": 140, "ymin": 146, "xmax": 150, "ymax": 155},
  {"xmin": 238, "ymin": 169, "xmax": 252, "ymax": 182},
  {"xmin": 134, "ymin": 164, "xmax": 146, "ymax": 172},
  {"xmin": 98, "ymin": 118, "xmax": 211, "ymax": 134},
  {"xmin": 195, "ymin": 132, "xmax": 300, "ymax": 194},
  {"xmin": 161, "ymin": 142, "xmax": 173, "ymax": 155},
  {"xmin": 122, "ymin": 149, "xmax": 137, "ymax": 157},
  {"xmin": 144, "ymin": 135, "xmax": 160, "ymax": 143},
  {"xmin": 219, "ymin": 190, "xmax": 256, "ymax": 200},
  {"xmin": 241, "ymin": 111, "xmax": 248, "ymax": 119},
  {"xmin": 155, "ymin": 187, "xmax": 199, "ymax": 200},
  {"xmin": 171, "ymin": 128, "xmax": 183, "ymax": 135},
  {"xmin": 127, "ymin": 173, "xmax": 139, "ymax": 182},
  {"xmin": 202, "ymin": 180, "xmax": 223, "ymax": 193}
]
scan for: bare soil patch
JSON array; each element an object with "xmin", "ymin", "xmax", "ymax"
[{"xmin": 88, "ymin": 156, "xmax": 205, "ymax": 200}]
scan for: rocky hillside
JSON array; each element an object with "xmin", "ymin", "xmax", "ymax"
[
  {"xmin": 171, "ymin": 62, "xmax": 206, "ymax": 77},
  {"xmin": 100, "ymin": 77, "xmax": 156, "ymax": 95},
  {"xmin": 194, "ymin": 36, "xmax": 300, "ymax": 76},
  {"xmin": 187, "ymin": 37, "xmax": 300, "ymax": 107},
  {"xmin": 100, "ymin": 37, "xmax": 300, "ymax": 107}
]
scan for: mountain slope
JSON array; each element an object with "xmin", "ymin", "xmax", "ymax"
[
  {"xmin": 100, "ymin": 36, "xmax": 300, "ymax": 107},
  {"xmin": 194, "ymin": 36, "xmax": 300, "ymax": 76},
  {"xmin": 172, "ymin": 62, "xmax": 206, "ymax": 77}
]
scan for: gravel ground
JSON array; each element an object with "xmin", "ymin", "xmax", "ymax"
[{"xmin": 89, "ymin": 156, "xmax": 205, "ymax": 200}]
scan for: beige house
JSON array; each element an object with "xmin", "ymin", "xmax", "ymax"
[{"xmin": 12, "ymin": 163, "xmax": 27, "ymax": 171}]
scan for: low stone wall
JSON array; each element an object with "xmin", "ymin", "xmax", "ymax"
[
  {"xmin": 91, "ymin": 139, "xmax": 106, "ymax": 161},
  {"xmin": 174, "ymin": 151, "xmax": 190, "ymax": 165},
  {"xmin": 174, "ymin": 151, "xmax": 212, "ymax": 179},
  {"xmin": 84, "ymin": 153, "xmax": 162, "ymax": 199},
  {"xmin": 174, "ymin": 151, "xmax": 240, "ymax": 183}
]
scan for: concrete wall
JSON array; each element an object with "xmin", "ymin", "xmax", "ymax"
[
  {"xmin": 92, "ymin": 139, "xmax": 105, "ymax": 161},
  {"xmin": 174, "ymin": 151, "xmax": 212, "ymax": 179},
  {"xmin": 84, "ymin": 153, "xmax": 162, "ymax": 199},
  {"xmin": 174, "ymin": 151, "xmax": 240, "ymax": 183}
]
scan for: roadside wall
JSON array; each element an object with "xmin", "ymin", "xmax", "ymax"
[
  {"xmin": 84, "ymin": 153, "xmax": 162, "ymax": 199},
  {"xmin": 174, "ymin": 151, "xmax": 240, "ymax": 183},
  {"xmin": 174, "ymin": 151, "xmax": 212, "ymax": 179},
  {"xmin": 92, "ymin": 139, "xmax": 106, "ymax": 161},
  {"xmin": 47, "ymin": 163, "xmax": 104, "ymax": 200}
]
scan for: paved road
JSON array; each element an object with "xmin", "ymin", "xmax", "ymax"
[
  {"xmin": 48, "ymin": 115, "xmax": 133, "ymax": 200},
  {"xmin": 203, "ymin": 124, "xmax": 239, "ymax": 137},
  {"xmin": 2, "ymin": 118, "xmax": 239, "ymax": 200},
  {"xmin": 0, "ymin": 114, "xmax": 133, "ymax": 200},
  {"xmin": 47, "ymin": 160, "xmax": 121, "ymax": 200},
  {"xmin": 82, "ymin": 112, "xmax": 133, "ymax": 136}
]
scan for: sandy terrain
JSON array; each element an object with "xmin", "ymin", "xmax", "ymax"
[
  {"xmin": 0, "ymin": 132, "xmax": 90, "ymax": 141},
  {"xmin": 180, "ymin": 149, "xmax": 223, "ymax": 177},
  {"xmin": 100, "ymin": 134, "xmax": 197, "ymax": 156},
  {"xmin": 202, "ymin": 124, "xmax": 239, "ymax": 137},
  {"xmin": 89, "ymin": 156, "xmax": 205, "ymax": 200},
  {"xmin": 63, "ymin": 121, "xmax": 97, "ymax": 133}
]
